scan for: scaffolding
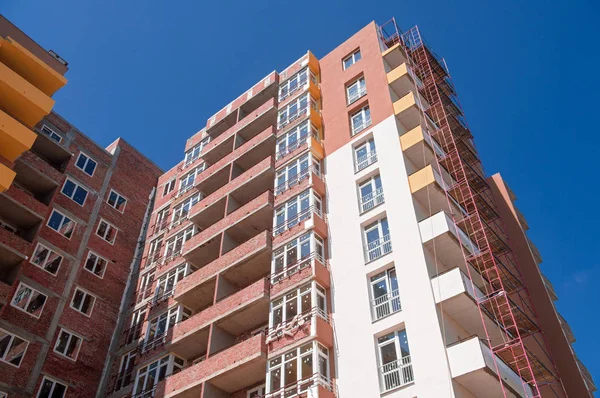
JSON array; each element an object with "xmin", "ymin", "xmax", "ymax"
[{"xmin": 379, "ymin": 18, "xmax": 559, "ymax": 397}]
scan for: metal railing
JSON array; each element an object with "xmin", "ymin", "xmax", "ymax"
[
  {"xmin": 148, "ymin": 217, "xmax": 169, "ymax": 238},
  {"xmin": 137, "ymin": 333, "xmax": 167, "ymax": 355},
  {"xmin": 270, "ymin": 251, "xmax": 324, "ymax": 285},
  {"xmin": 278, "ymin": 107, "xmax": 309, "ymax": 130},
  {"xmin": 131, "ymin": 386, "xmax": 157, "ymax": 398},
  {"xmin": 273, "ymin": 205, "xmax": 322, "ymax": 236},
  {"xmin": 264, "ymin": 372, "xmax": 333, "ymax": 398},
  {"xmin": 108, "ymin": 371, "xmax": 134, "ymax": 395},
  {"xmin": 274, "ymin": 166, "xmax": 321, "ymax": 196},
  {"xmin": 351, "ymin": 114, "xmax": 372, "ymax": 135},
  {"xmin": 279, "ymin": 76, "xmax": 309, "ymax": 102},
  {"xmin": 365, "ymin": 234, "xmax": 392, "ymax": 262},
  {"xmin": 122, "ymin": 324, "xmax": 144, "ymax": 346},
  {"xmin": 267, "ymin": 306, "xmax": 327, "ymax": 341},
  {"xmin": 347, "ymin": 85, "xmax": 367, "ymax": 105},
  {"xmin": 355, "ymin": 150, "xmax": 377, "ymax": 172},
  {"xmin": 151, "ymin": 288, "xmax": 175, "ymax": 307},
  {"xmin": 359, "ymin": 187, "xmax": 385, "ymax": 213},
  {"xmin": 276, "ymin": 132, "xmax": 320, "ymax": 160},
  {"xmin": 372, "ymin": 289, "xmax": 401, "ymax": 320},
  {"xmin": 379, "ymin": 356, "xmax": 414, "ymax": 392}
]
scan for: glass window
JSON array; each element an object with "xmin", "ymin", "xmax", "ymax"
[
  {"xmin": 267, "ymin": 342, "xmax": 329, "ymax": 394},
  {"xmin": 142, "ymin": 307, "xmax": 190, "ymax": 353},
  {"xmin": 75, "ymin": 152, "xmax": 97, "ymax": 176},
  {"xmin": 179, "ymin": 164, "xmax": 205, "ymax": 194},
  {"xmin": 115, "ymin": 351, "xmax": 136, "ymax": 391},
  {"xmin": 359, "ymin": 175, "xmax": 384, "ymax": 213},
  {"xmin": 47, "ymin": 210, "xmax": 75, "ymax": 239},
  {"xmin": 274, "ymin": 190, "xmax": 321, "ymax": 235},
  {"xmin": 70, "ymin": 287, "xmax": 96, "ymax": 316},
  {"xmin": 278, "ymin": 93, "xmax": 313, "ymax": 129},
  {"xmin": 84, "ymin": 251, "xmax": 108, "ymax": 278},
  {"xmin": 364, "ymin": 218, "xmax": 391, "ymax": 262},
  {"xmin": 31, "ymin": 243, "xmax": 63, "ymax": 275},
  {"xmin": 279, "ymin": 67, "xmax": 316, "ymax": 102},
  {"xmin": 54, "ymin": 329, "xmax": 82, "ymax": 361},
  {"xmin": 350, "ymin": 106, "xmax": 371, "ymax": 135},
  {"xmin": 271, "ymin": 232, "xmax": 325, "ymax": 283},
  {"xmin": 96, "ymin": 219, "xmax": 117, "ymax": 244},
  {"xmin": 162, "ymin": 179, "xmax": 176, "ymax": 197},
  {"xmin": 377, "ymin": 329, "xmax": 414, "ymax": 391},
  {"xmin": 41, "ymin": 125, "xmax": 62, "ymax": 143},
  {"xmin": 107, "ymin": 190, "xmax": 127, "ymax": 212},
  {"xmin": 0, "ymin": 328, "xmax": 29, "ymax": 367},
  {"xmin": 346, "ymin": 77, "xmax": 367, "ymax": 104},
  {"xmin": 276, "ymin": 120, "xmax": 319, "ymax": 160},
  {"xmin": 247, "ymin": 384, "xmax": 266, "ymax": 398},
  {"xmin": 154, "ymin": 264, "xmax": 190, "ymax": 303},
  {"xmin": 164, "ymin": 226, "xmax": 196, "ymax": 260},
  {"xmin": 269, "ymin": 282, "xmax": 327, "ymax": 332},
  {"xmin": 370, "ymin": 268, "xmax": 401, "ymax": 320},
  {"xmin": 133, "ymin": 355, "xmax": 185, "ymax": 396},
  {"xmin": 354, "ymin": 138, "xmax": 377, "ymax": 171},
  {"xmin": 36, "ymin": 377, "xmax": 67, "ymax": 398},
  {"xmin": 11, "ymin": 282, "xmax": 47, "ymax": 318},
  {"xmin": 275, "ymin": 154, "xmax": 312, "ymax": 195},
  {"xmin": 171, "ymin": 193, "xmax": 202, "ymax": 226},
  {"xmin": 343, "ymin": 49, "xmax": 361, "ymax": 70},
  {"xmin": 184, "ymin": 137, "xmax": 210, "ymax": 167},
  {"xmin": 61, "ymin": 178, "xmax": 88, "ymax": 206}
]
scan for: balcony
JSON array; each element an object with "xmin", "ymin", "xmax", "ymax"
[
  {"xmin": 265, "ymin": 374, "xmax": 335, "ymax": 398},
  {"xmin": 278, "ymin": 107, "xmax": 322, "ymax": 134},
  {"xmin": 270, "ymin": 252, "xmax": 330, "ymax": 297},
  {"xmin": 409, "ymin": 165, "xmax": 463, "ymax": 221},
  {"xmin": 202, "ymin": 98, "xmax": 277, "ymax": 166},
  {"xmin": 159, "ymin": 332, "xmax": 267, "ymax": 398},
  {"xmin": 400, "ymin": 125, "xmax": 445, "ymax": 170},
  {"xmin": 30, "ymin": 126, "xmax": 72, "ymax": 167},
  {"xmin": 447, "ymin": 336, "xmax": 534, "ymax": 398},
  {"xmin": 0, "ymin": 108, "xmax": 36, "ymax": 162},
  {"xmin": 274, "ymin": 166, "xmax": 325, "ymax": 201},
  {"xmin": 387, "ymin": 63, "xmax": 423, "ymax": 99},
  {"xmin": 14, "ymin": 150, "xmax": 63, "ymax": 196},
  {"xmin": 558, "ymin": 313, "xmax": 575, "ymax": 344},
  {"xmin": 541, "ymin": 273, "xmax": 558, "ymax": 301},
  {"xmin": 0, "ymin": 161, "xmax": 14, "ymax": 192},
  {"xmin": 266, "ymin": 308, "xmax": 334, "ymax": 354},
  {"xmin": 183, "ymin": 191, "xmax": 273, "ymax": 268},
  {"xmin": 174, "ymin": 231, "xmax": 272, "ymax": 311},
  {"xmin": 273, "ymin": 206, "xmax": 327, "ymax": 246},
  {"xmin": 364, "ymin": 234, "xmax": 392, "ymax": 263},
  {"xmin": 354, "ymin": 149, "xmax": 377, "ymax": 173},
  {"xmin": 0, "ymin": 281, "xmax": 11, "ymax": 305},
  {"xmin": 275, "ymin": 135, "xmax": 323, "ymax": 169},
  {"xmin": 279, "ymin": 78, "xmax": 321, "ymax": 109},
  {"xmin": 577, "ymin": 358, "xmax": 597, "ymax": 394},
  {"xmin": 393, "ymin": 91, "xmax": 429, "ymax": 131},
  {"xmin": 527, "ymin": 235, "xmax": 542, "ymax": 265},
  {"xmin": 378, "ymin": 356, "xmax": 414, "ymax": 393},
  {"xmin": 0, "ymin": 225, "xmax": 31, "ymax": 284},
  {"xmin": 359, "ymin": 187, "xmax": 384, "ymax": 214},
  {"xmin": 1, "ymin": 183, "xmax": 47, "ymax": 221},
  {"xmin": 419, "ymin": 211, "xmax": 478, "ymax": 268},
  {"xmin": 382, "ymin": 42, "xmax": 409, "ymax": 70}
]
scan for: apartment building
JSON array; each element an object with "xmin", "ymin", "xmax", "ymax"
[
  {"xmin": 102, "ymin": 18, "xmax": 595, "ymax": 398},
  {"xmin": 0, "ymin": 16, "xmax": 163, "ymax": 398}
]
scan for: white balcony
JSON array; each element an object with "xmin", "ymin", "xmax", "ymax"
[
  {"xmin": 359, "ymin": 187, "xmax": 385, "ymax": 214},
  {"xmin": 371, "ymin": 289, "xmax": 401, "ymax": 321},
  {"xmin": 365, "ymin": 234, "xmax": 392, "ymax": 263},
  {"xmin": 379, "ymin": 356, "xmax": 414, "ymax": 393}
]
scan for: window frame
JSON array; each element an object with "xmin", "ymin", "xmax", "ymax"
[
  {"xmin": 274, "ymin": 190, "xmax": 322, "ymax": 235},
  {"xmin": 364, "ymin": 218, "xmax": 391, "ymax": 262},
  {"xmin": 179, "ymin": 164, "xmax": 205, "ymax": 195},
  {"xmin": 164, "ymin": 226, "xmax": 196, "ymax": 260},
  {"xmin": 36, "ymin": 376, "xmax": 67, "ymax": 398},
  {"xmin": 70, "ymin": 286, "xmax": 97, "ymax": 317},
  {"xmin": 271, "ymin": 232, "xmax": 325, "ymax": 284},
  {"xmin": 96, "ymin": 218, "xmax": 118, "ymax": 244},
  {"xmin": 276, "ymin": 120, "xmax": 319, "ymax": 160},
  {"xmin": 11, "ymin": 282, "xmax": 48, "ymax": 318},
  {"xmin": 107, "ymin": 189, "xmax": 128, "ymax": 213},
  {"xmin": 171, "ymin": 192, "xmax": 202, "ymax": 226},
  {"xmin": 269, "ymin": 281, "xmax": 327, "ymax": 332},
  {"xmin": 153, "ymin": 264, "xmax": 190, "ymax": 303},
  {"xmin": 162, "ymin": 179, "xmax": 176, "ymax": 197},
  {"xmin": 53, "ymin": 328, "xmax": 83, "ymax": 362},
  {"xmin": 354, "ymin": 138, "xmax": 377, "ymax": 172},
  {"xmin": 277, "ymin": 93, "xmax": 315, "ymax": 129},
  {"xmin": 350, "ymin": 105, "xmax": 372, "ymax": 135},
  {"xmin": 275, "ymin": 153, "xmax": 318, "ymax": 195},
  {"xmin": 132, "ymin": 354, "xmax": 185, "ymax": 396},
  {"xmin": 60, "ymin": 177, "xmax": 89, "ymax": 207},
  {"xmin": 47, "ymin": 209, "xmax": 76, "ymax": 239},
  {"xmin": 115, "ymin": 350, "xmax": 137, "ymax": 391},
  {"xmin": 41, "ymin": 125, "xmax": 62, "ymax": 143},
  {"xmin": 346, "ymin": 77, "xmax": 367, "ymax": 105},
  {"xmin": 75, "ymin": 152, "xmax": 97, "ymax": 177},
  {"xmin": 83, "ymin": 250, "xmax": 108, "ymax": 278},
  {"xmin": 358, "ymin": 174, "xmax": 384, "ymax": 213},
  {"xmin": 30, "ymin": 242, "xmax": 63, "ymax": 276},
  {"xmin": 0, "ymin": 327, "xmax": 29, "ymax": 368},
  {"xmin": 278, "ymin": 67, "xmax": 317, "ymax": 102},
  {"xmin": 183, "ymin": 137, "xmax": 210, "ymax": 167},
  {"xmin": 343, "ymin": 49, "xmax": 362, "ymax": 70},
  {"xmin": 247, "ymin": 384, "xmax": 266, "ymax": 398},
  {"xmin": 142, "ymin": 306, "xmax": 191, "ymax": 352},
  {"xmin": 370, "ymin": 267, "xmax": 401, "ymax": 320}
]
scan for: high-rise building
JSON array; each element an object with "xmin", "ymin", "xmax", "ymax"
[
  {"xmin": 0, "ymin": 16, "xmax": 163, "ymax": 398},
  {"xmin": 102, "ymin": 18, "xmax": 595, "ymax": 398}
]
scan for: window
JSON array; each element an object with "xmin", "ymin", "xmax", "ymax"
[
  {"xmin": 75, "ymin": 152, "xmax": 97, "ymax": 176},
  {"xmin": 269, "ymin": 282, "xmax": 327, "ymax": 334},
  {"xmin": 278, "ymin": 93, "xmax": 317, "ymax": 129},
  {"xmin": 184, "ymin": 137, "xmax": 210, "ymax": 167},
  {"xmin": 70, "ymin": 287, "xmax": 96, "ymax": 316},
  {"xmin": 164, "ymin": 226, "xmax": 196, "ymax": 260},
  {"xmin": 37, "ymin": 377, "xmax": 67, "ymax": 398},
  {"xmin": 84, "ymin": 251, "xmax": 108, "ymax": 278},
  {"xmin": 153, "ymin": 264, "xmax": 191, "ymax": 304},
  {"xmin": 0, "ymin": 391, "xmax": 6, "ymax": 398},
  {"xmin": 274, "ymin": 190, "xmax": 322, "ymax": 235},
  {"xmin": 162, "ymin": 179, "xmax": 176, "ymax": 197},
  {"xmin": 96, "ymin": 219, "xmax": 117, "ymax": 244},
  {"xmin": 343, "ymin": 49, "xmax": 361, "ymax": 69},
  {"xmin": 11, "ymin": 283, "xmax": 47, "ymax": 318},
  {"xmin": 41, "ymin": 125, "xmax": 62, "ymax": 143},
  {"xmin": 364, "ymin": 218, "xmax": 391, "ymax": 262},
  {"xmin": 133, "ymin": 355, "xmax": 185, "ymax": 397},
  {"xmin": 359, "ymin": 175, "xmax": 384, "ymax": 213},
  {"xmin": 142, "ymin": 306, "xmax": 190, "ymax": 353},
  {"xmin": 377, "ymin": 329, "xmax": 413, "ymax": 392},
  {"xmin": 61, "ymin": 178, "xmax": 88, "ymax": 206},
  {"xmin": 47, "ymin": 210, "xmax": 75, "ymax": 239},
  {"xmin": 279, "ymin": 67, "xmax": 317, "ymax": 102},
  {"xmin": 53, "ymin": 329, "xmax": 82, "ymax": 361},
  {"xmin": 0, "ymin": 328, "xmax": 29, "ymax": 367},
  {"xmin": 247, "ymin": 385, "xmax": 266, "ymax": 398},
  {"xmin": 136, "ymin": 270, "xmax": 155, "ymax": 305},
  {"xmin": 179, "ymin": 164, "xmax": 205, "ymax": 194},
  {"xmin": 171, "ymin": 193, "xmax": 202, "ymax": 226},
  {"xmin": 271, "ymin": 232, "xmax": 324, "ymax": 284},
  {"xmin": 115, "ymin": 351, "xmax": 136, "ymax": 391},
  {"xmin": 145, "ymin": 238, "xmax": 163, "ymax": 268},
  {"xmin": 107, "ymin": 190, "xmax": 127, "ymax": 212},
  {"xmin": 370, "ymin": 268, "xmax": 400, "ymax": 320},
  {"xmin": 267, "ymin": 342, "xmax": 330, "ymax": 395},
  {"xmin": 346, "ymin": 77, "xmax": 367, "ymax": 104},
  {"xmin": 350, "ymin": 106, "xmax": 371, "ymax": 135},
  {"xmin": 354, "ymin": 138, "xmax": 377, "ymax": 171},
  {"xmin": 152, "ymin": 206, "xmax": 170, "ymax": 234},
  {"xmin": 31, "ymin": 243, "xmax": 63, "ymax": 275},
  {"xmin": 275, "ymin": 154, "xmax": 321, "ymax": 195},
  {"xmin": 276, "ymin": 121, "xmax": 319, "ymax": 160},
  {"xmin": 125, "ymin": 308, "xmax": 147, "ymax": 345}
]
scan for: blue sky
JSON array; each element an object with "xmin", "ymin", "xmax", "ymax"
[{"xmin": 4, "ymin": 0, "xmax": 599, "ymax": 387}]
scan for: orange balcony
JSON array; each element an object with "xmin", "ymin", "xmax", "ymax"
[
  {"xmin": 393, "ymin": 91, "xmax": 430, "ymax": 131},
  {"xmin": 0, "ymin": 160, "xmax": 15, "ymax": 193},
  {"xmin": 0, "ymin": 108, "xmax": 36, "ymax": 163},
  {"xmin": 183, "ymin": 191, "xmax": 274, "ymax": 268},
  {"xmin": 408, "ymin": 164, "xmax": 461, "ymax": 221},
  {"xmin": 387, "ymin": 63, "xmax": 423, "ymax": 99},
  {"xmin": 382, "ymin": 42, "xmax": 409, "ymax": 70},
  {"xmin": 400, "ymin": 125, "xmax": 445, "ymax": 170}
]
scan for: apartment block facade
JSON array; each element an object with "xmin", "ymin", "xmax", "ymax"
[{"xmin": 0, "ymin": 17, "xmax": 163, "ymax": 398}]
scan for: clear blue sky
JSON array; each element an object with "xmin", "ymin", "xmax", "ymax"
[{"xmin": 4, "ymin": 0, "xmax": 599, "ymax": 387}]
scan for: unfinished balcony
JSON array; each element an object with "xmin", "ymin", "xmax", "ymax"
[
  {"xmin": 447, "ymin": 336, "xmax": 534, "ymax": 398},
  {"xmin": 202, "ymin": 98, "xmax": 277, "ymax": 166},
  {"xmin": 541, "ymin": 273, "xmax": 558, "ymax": 301},
  {"xmin": 387, "ymin": 63, "xmax": 423, "ymax": 99},
  {"xmin": 13, "ymin": 150, "xmax": 63, "ymax": 198},
  {"xmin": 0, "ymin": 223, "xmax": 32, "ymax": 285},
  {"xmin": 266, "ymin": 309, "xmax": 334, "ymax": 357},
  {"xmin": 558, "ymin": 313, "xmax": 575, "ymax": 344},
  {"xmin": 183, "ymin": 191, "xmax": 274, "ymax": 268},
  {"xmin": 400, "ymin": 125, "xmax": 445, "ymax": 170},
  {"xmin": 409, "ymin": 164, "xmax": 461, "ymax": 221},
  {"xmin": 382, "ymin": 42, "xmax": 409, "ymax": 70},
  {"xmin": 30, "ymin": 125, "xmax": 72, "ymax": 168},
  {"xmin": 393, "ymin": 91, "xmax": 429, "ymax": 131}
]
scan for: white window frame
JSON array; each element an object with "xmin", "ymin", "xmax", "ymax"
[
  {"xmin": 132, "ymin": 355, "xmax": 185, "ymax": 396},
  {"xmin": 136, "ymin": 270, "xmax": 155, "ymax": 305},
  {"xmin": 343, "ymin": 49, "xmax": 361, "ymax": 70},
  {"xmin": 60, "ymin": 178, "xmax": 88, "ymax": 207},
  {"xmin": 354, "ymin": 138, "xmax": 377, "ymax": 172},
  {"xmin": 83, "ymin": 250, "xmax": 108, "ymax": 278},
  {"xmin": 142, "ymin": 306, "xmax": 190, "ymax": 352},
  {"xmin": 153, "ymin": 206, "xmax": 170, "ymax": 233},
  {"xmin": 53, "ymin": 328, "xmax": 83, "ymax": 362},
  {"xmin": 269, "ymin": 282, "xmax": 327, "ymax": 332},
  {"xmin": 47, "ymin": 209, "xmax": 75, "ymax": 239},
  {"xmin": 115, "ymin": 350, "xmax": 136, "ymax": 391},
  {"xmin": 346, "ymin": 77, "xmax": 367, "ymax": 105},
  {"xmin": 96, "ymin": 218, "xmax": 118, "ymax": 244},
  {"xmin": 370, "ymin": 268, "xmax": 401, "ymax": 320},
  {"xmin": 275, "ymin": 154, "xmax": 321, "ymax": 195},
  {"xmin": 11, "ymin": 282, "xmax": 47, "ymax": 318},
  {"xmin": 75, "ymin": 152, "xmax": 97, "ymax": 176},
  {"xmin": 351, "ymin": 106, "xmax": 371, "ymax": 135},
  {"xmin": 247, "ymin": 384, "xmax": 266, "ymax": 398},
  {"xmin": 41, "ymin": 125, "xmax": 62, "ymax": 143},
  {"xmin": 377, "ymin": 329, "xmax": 413, "ymax": 392},
  {"xmin": 358, "ymin": 175, "xmax": 384, "ymax": 213},
  {"xmin": 107, "ymin": 189, "xmax": 127, "ymax": 213},
  {"xmin": 183, "ymin": 137, "xmax": 210, "ymax": 167},
  {"xmin": 36, "ymin": 377, "xmax": 67, "ymax": 398},
  {"xmin": 30, "ymin": 242, "xmax": 63, "ymax": 276},
  {"xmin": 0, "ymin": 327, "xmax": 29, "ymax": 368},
  {"xmin": 153, "ymin": 264, "xmax": 190, "ymax": 304},
  {"xmin": 277, "ymin": 93, "xmax": 316, "ymax": 129},
  {"xmin": 70, "ymin": 287, "xmax": 96, "ymax": 317},
  {"xmin": 171, "ymin": 193, "xmax": 202, "ymax": 227},
  {"xmin": 274, "ymin": 190, "xmax": 322, "ymax": 236},
  {"xmin": 162, "ymin": 179, "xmax": 176, "ymax": 197},
  {"xmin": 271, "ymin": 232, "xmax": 324, "ymax": 284},
  {"xmin": 164, "ymin": 225, "xmax": 196, "ymax": 260},
  {"xmin": 276, "ymin": 120, "xmax": 319, "ymax": 160},
  {"xmin": 125, "ymin": 308, "xmax": 147, "ymax": 344},
  {"xmin": 364, "ymin": 218, "xmax": 391, "ymax": 262},
  {"xmin": 179, "ymin": 164, "xmax": 205, "ymax": 195},
  {"xmin": 278, "ymin": 67, "xmax": 317, "ymax": 102}
]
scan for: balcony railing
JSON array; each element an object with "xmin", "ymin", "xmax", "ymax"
[
  {"xmin": 355, "ymin": 150, "xmax": 377, "ymax": 172},
  {"xmin": 270, "ymin": 251, "xmax": 324, "ymax": 285},
  {"xmin": 265, "ymin": 372, "xmax": 333, "ymax": 398},
  {"xmin": 151, "ymin": 288, "xmax": 175, "ymax": 307},
  {"xmin": 278, "ymin": 107, "xmax": 309, "ymax": 130},
  {"xmin": 273, "ymin": 205, "xmax": 323, "ymax": 236},
  {"xmin": 132, "ymin": 386, "xmax": 157, "ymax": 398},
  {"xmin": 148, "ymin": 216, "xmax": 170, "ymax": 238},
  {"xmin": 379, "ymin": 356, "xmax": 414, "ymax": 392},
  {"xmin": 351, "ymin": 115, "xmax": 372, "ymax": 135},
  {"xmin": 122, "ymin": 324, "xmax": 144, "ymax": 347},
  {"xmin": 267, "ymin": 306, "xmax": 328, "ymax": 342},
  {"xmin": 347, "ymin": 85, "xmax": 367, "ymax": 105},
  {"xmin": 108, "ymin": 371, "xmax": 135, "ymax": 395},
  {"xmin": 372, "ymin": 289, "xmax": 401, "ymax": 321},
  {"xmin": 365, "ymin": 234, "xmax": 392, "ymax": 263},
  {"xmin": 359, "ymin": 187, "xmax": 385, "ymax": 214},
  {"xmin": 274, "ymin": 166, "xmax": 320, "ymax": 196}
]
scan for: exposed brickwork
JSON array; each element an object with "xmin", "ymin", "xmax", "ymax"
[
  {"xmin": 3, "ymin": 184, "xmax": 47, "ymax": 218},
  {"xmin": 18, "ymin": 150, "xmax": 64, "ymax": 184}
]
